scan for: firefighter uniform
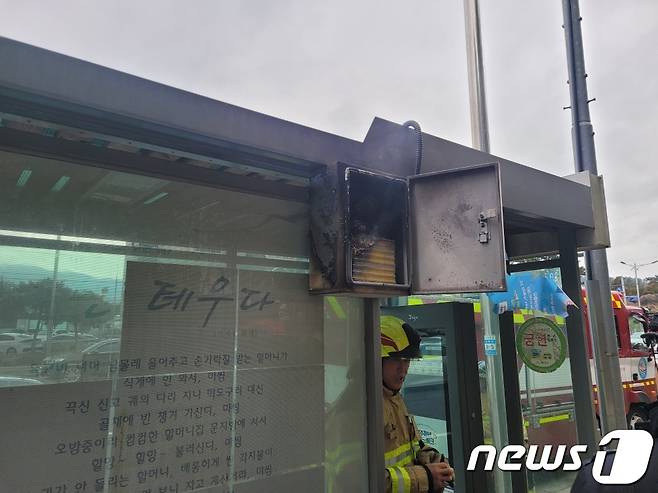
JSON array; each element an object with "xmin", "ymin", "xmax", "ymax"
[
  {"xmin": 381, "ymin": 315, "xmax": 449, "ymax": 493},
  {"xmin": 384, "ymin": 387, "xmax": 445, "ymax": 492}
]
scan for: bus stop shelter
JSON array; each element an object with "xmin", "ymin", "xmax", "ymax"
[{"xmin": 0, "ymin": 36, "xmax": 609, "ymax": 493}]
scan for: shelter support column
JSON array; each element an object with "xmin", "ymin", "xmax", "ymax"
[
  {"xmin": 559, "ymin": 229, "xmax": 599, "ymax": 456},
  {"xmin": 365, "ymin": 299, "xmax": 385, "ymax": 493},
  {"xmin": 499, "ymin": 311, "xmax": 529, "ymax": 493}
]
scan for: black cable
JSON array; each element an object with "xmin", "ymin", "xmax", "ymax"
[{"xmin": 402, "ymin": 120, "xmax": 423, "ymax": 175}]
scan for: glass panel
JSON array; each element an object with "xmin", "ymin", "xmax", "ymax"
[
  {"xmin": 513, "ymin": 269, "xmax": 578, "ymax": 493},
  {"xmin": 0, "ymin": 149, "xmax": 367, "ymax": 492},
  {"xmin": 629, "ymin": 315, "xmax": 649, "ymax": 351},
  {"xmin": 400, "ymin": 279, "xmax": 580, "ymax": 493},
  {"xmin": 409, "ymin": 273, "xmax": 578, "ymax": 492},
  {"xmin": 381, "ymin": 301, "xmax": 466, "ymax": 486},
  {"xmin": 404, "ymin": 334, "xmax": 449, "ymax": 455},
  {"xmin": 324, "ymin": 296, "xmax": 367, "ymax": 493}
]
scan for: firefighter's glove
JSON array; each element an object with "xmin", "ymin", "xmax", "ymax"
[{"xmin": 424, "ymin": 462, "xmax": 454, "ymax": 492}]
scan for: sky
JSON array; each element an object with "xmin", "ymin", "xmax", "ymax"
[{"xmin": 0, "ymin": 0, "xmax": 656, "ymax": 278}]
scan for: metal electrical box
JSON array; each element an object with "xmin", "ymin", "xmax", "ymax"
[
  {"xmin": 309, "ymin": 162, "xmax": 506, "ymax": 296},
  {"xmin": 408, "ymin": 164, "xmax": 507, "ymax": 293}
]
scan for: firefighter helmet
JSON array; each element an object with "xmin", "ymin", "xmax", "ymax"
[{"xmin": 380, "ymin": 315, "xmax": 422, "ymax": 359}]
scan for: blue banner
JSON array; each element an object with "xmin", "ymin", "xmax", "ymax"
[{"xmin": 487, "ymin": 271, "xmax": 574, "ymax": 317}]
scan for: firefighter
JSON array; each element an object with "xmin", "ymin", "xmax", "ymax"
[{"xmin": 382, "ymin": 315, "xmax": 455, "ymax": 492}]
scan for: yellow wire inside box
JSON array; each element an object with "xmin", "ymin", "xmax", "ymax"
[{"xmin": 352, "ymin": 238, "xmax": 396, "ymax": 283}]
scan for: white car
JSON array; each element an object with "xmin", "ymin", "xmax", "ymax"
[
  {"xmin": 40, "ymin": 338, "xmax": 120, "ymax": 382},
  {"xmin": 0, "ymin": 376, "xmax": 42, "ymax": 388},
  {"xmin": 0, "ymin": 332, "xmax": 42, "ymax": 356}
]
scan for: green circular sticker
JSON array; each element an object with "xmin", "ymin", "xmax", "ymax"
[{"xmin": 515, "ymin": 317, "xmax": 567, "ymax": 373}]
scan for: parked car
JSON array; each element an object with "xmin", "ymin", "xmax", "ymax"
[
  {"xmin": 47, "ymin": 332, "xmax": 98, "ymax": 354},
  {"xmin": 0, "ymin": 376, "xmax": 43, "ymax": 388},
  {"xmin": 39, "ymin": 338, "xmax": 119, "ymax": 383},
  {"xmin": 0, "ymin": 333, "xmax": 43, "ymax": 357}
]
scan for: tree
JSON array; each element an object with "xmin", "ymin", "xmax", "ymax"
[
  {"xmin": 61, "ymin": 291, "xmax": 113, "ymax": 334},
  {"xmin": 0, "ymin": 278, "xmax": 113, "ymax": 333},
  {"xmin": 645, "ymin": 276, "xmax": 658, "ymax": 295}
]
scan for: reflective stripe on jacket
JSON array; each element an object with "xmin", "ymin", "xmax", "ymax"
[{"xmin": 384, "ymin": 387, "xmax": 443, "ymax": 493}]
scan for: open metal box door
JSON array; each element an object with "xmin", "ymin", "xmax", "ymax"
[{"xmin": 408, "ymin": 163, "xmax": 507, "ymax": 294}]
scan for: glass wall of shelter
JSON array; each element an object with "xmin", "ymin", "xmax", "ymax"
[
  {"xmin": 391, "ymin": 269, "xmax": 579, "ymax": 493},
  {"xmin": 0, "ymin": 147, "xmax": 368, "ymax": 492}
]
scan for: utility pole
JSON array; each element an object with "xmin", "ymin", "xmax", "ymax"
[
  {"xmin": 561, "ymin": 0, "xmax": 627, "ymax": 432},
  {"xmin": 620, "ymin": 260, "xmax": 658, "ymax": 307}
]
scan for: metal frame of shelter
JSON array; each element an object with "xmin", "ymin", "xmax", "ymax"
[{"xmin": 0, "ymin": 36, "xmax": 609, "ymax": 492}]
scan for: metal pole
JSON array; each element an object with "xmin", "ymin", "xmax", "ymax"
[
  {"xmin": 464, "ymin": 0, "xmax": 490, "ymax": 154},
  {"xmin": 481, "ymin": 299, "xmax": 512, "ymax": 493},
  {"xmin": 635, "ymin": 266, "xmax": 641, "ymax": 307},
  {"xmin": 620, "ymin": 276, "xmax": 626, "ymax": 304},
  {"xmin": 46, "ymin": 240, "xmax": 60, "ymax": 356},
  {"xmin": 365, "ymin": 299, "xmax": 385, "ymax": 493},
  {"xmin": 500, "ymin": 312, "xmax": 528, "ymax": 493},
  {"xmin": 561, "ymin": 0, "xmax": 627, "ymax": 432},
  {"xmin": 463, "ymin": 1, "xmax": 514, "ymax": 491}
]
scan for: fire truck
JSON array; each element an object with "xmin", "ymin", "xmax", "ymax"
[{"xmin": 588, "ymin": 293, "xmax": 657, "ymax": 426}]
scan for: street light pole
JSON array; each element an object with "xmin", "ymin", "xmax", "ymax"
[
  {"xmin": 462, "ymin": 2, "xmax": 513, "ymax": 492},
  {"xmin": 562, "ymin": 0, "xmax": 627, "ymax": 433},
  {"xmin": 636, "ymin": 274, "xmax": 641, "ymax": 307},
  {"xmin": 620, "ymin": 260, "xmax": 658, "ymax": 308}
]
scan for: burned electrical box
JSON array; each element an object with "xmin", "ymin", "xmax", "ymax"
[
  {"xmin": 309, "ymin": 162, "xmax": 507, "ymax": 296},
  {"xmin": 309, "ymin": 164, "xmax": 409, "ymax": 296},
  {"xmin": 345, "ymin": 168, "xmax": 410, "ymax": 289}
]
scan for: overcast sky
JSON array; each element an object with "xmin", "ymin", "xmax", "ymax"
[{"xmin": 1, "ymin": 0, "xmax": 656, "ymax": 278}]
